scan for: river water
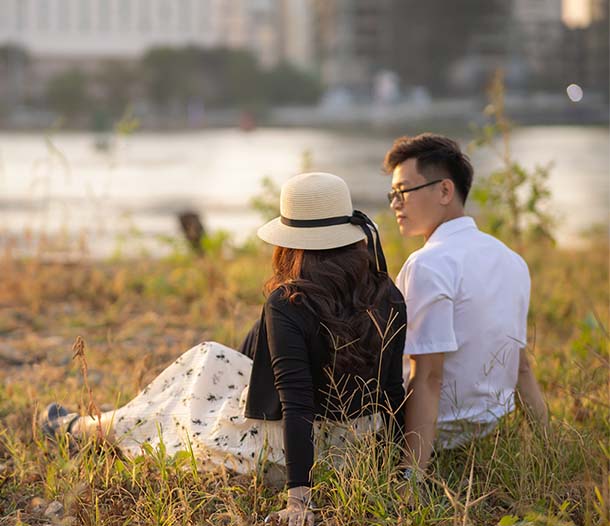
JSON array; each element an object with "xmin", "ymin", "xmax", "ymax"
[{"xmin": 0, "ymin": 126, "xmax": 607, "ymax": 256}]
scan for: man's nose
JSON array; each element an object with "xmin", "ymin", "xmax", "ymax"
[{"xmin": 390, "ymin": 195, "xmax": 403, "ymax": 209}]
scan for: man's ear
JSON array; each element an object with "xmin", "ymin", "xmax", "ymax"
[{"xmin": 439, "ymin": 179, "xmax": 455, "ymax": 205}]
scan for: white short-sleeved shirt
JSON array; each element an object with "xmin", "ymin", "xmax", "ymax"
[{"xmin": 395, "ymin": 217, "xmax": 530, "ymax": 447}]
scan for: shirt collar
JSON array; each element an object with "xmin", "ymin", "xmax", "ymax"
[{"xmin": 426, "ymin": 216, "xmax": 478, "ymax": 245}]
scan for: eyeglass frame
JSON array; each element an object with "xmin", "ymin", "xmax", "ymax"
[{"xmin": 387, "ymin": 178, "xmax": 445, "ymax": 205}]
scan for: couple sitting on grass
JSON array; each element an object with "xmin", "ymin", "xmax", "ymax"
[{"xmin": 41, "ymin": 134, "xmax": 548, "ymax": 525}]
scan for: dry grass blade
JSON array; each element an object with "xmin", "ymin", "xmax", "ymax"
[
  {"xmin": 462, "ymin": 452, "xmax": 476, "ymax": 526},
  {"xmin": 72, "ymin": 335, "xmax": 103, "ymax": 439}
]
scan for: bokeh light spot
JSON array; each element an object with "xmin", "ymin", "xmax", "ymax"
[{"xmin": 566, "ymin": 84, "xmax": 583, "ymax": 102}]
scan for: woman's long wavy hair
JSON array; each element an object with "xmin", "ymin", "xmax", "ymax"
[{"xmin": 264, "ymin": 240, "xmax": 393, "ymax": 378}]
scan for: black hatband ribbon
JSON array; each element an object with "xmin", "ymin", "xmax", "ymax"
[
  {"xmin": 280, "ymin": 215, "xmax": 351, "ymax": 228},
  {"xmin": 280, "ymin": 210, "xmax": 388, "ymax": 274}
]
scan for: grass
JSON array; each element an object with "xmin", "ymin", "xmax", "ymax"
[{"xmin": 0, "ymin": 217, "xmax": 608, "ymax": 525}]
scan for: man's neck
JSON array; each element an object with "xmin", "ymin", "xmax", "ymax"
[{"xmin": 423, "ymin": 210, "xmax": 465, "ymax": 242}]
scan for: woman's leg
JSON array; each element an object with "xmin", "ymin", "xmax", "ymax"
[
  {"xmin": 42, "ymin": 342, "xmax": 259, "ymax": 462},
  {"xmin": 70, "ymin": 412, "xmax": 118, "ymax": 442},
  {"xmin": 40, "ymin": 403, "xmax": 118, "ymax": 443}
]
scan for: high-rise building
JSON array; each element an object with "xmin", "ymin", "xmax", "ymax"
[
  {"xmin": 278, "ymin": 0, "xmax": 314, "ymax": 72},
  {"xmin": 312, "ymin": 0, "xmax": 393, "ymax": 93},
  {"xmin": 386, "ymin": 0, "xmax": 513, "ymax": 95},
  {"xmin": 0, "ymin": 0, "xmax": 316, "ymax": 72},
  {"xmin": 0, "ymin": 0, "xmax": 219, "ymax": 57},
  {"xmin": 512, "ymin": 0, "xmax": 566, "ymax": 89}
]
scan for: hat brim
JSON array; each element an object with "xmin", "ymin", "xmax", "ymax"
[{"xmin": 257, "ymin": 217, "xmax": 367, "ymax": 250}]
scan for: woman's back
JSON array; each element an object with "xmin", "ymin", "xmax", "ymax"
[
  {"xmin": 246, "ymin": 280, "xmax": 406, "ymax": 489},
  {"xmin": 246, "ymin": 284, "xmax": 406, "ymax": 422}
]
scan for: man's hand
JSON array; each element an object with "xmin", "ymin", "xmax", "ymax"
[{"xmin": 516, "ymin": 348, "xmax": 549, "ymax": 428}]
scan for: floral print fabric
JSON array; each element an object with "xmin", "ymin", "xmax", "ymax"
[{"xmin": 108, "ymin": 342, "xmax": 380, "ymax": 477}]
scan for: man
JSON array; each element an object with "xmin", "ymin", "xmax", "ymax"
[{"xmin": 384, "ymin": 133, "xmax": 548, "ymax": 475}]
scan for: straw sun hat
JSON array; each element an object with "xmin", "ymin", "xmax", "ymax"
[{"xmin": 257, "ymin": 172, "xmax": 367, "ymax": 250}]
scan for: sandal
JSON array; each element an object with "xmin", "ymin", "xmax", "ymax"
[{"xmin": 40, "ymin": 403, "xmax": 79, "ymax": 438}]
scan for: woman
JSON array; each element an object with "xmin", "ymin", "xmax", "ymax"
[{"xmin": 41, "ymin": 172, "xmax": 407, "ymax": 525}]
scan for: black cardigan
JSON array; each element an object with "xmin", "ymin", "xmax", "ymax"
[{"xmin": 243, "ymin": 285, "xmax": 407, "ymax": 488}]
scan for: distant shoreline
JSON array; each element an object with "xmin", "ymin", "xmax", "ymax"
[{"xmin": 2, "ymin": 95, "xmax": 608, "ymax": 133}]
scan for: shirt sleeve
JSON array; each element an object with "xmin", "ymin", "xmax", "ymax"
[
  {"xmin": 397, "ymin": 258, "xmax": 458, "ymax": 356},
  {"xmin": 264, "ymin": 296, "xmax": 315, "ymax": 488}
]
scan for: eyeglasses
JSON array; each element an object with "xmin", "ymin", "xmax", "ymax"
[{"xmin": 387, "ymin": 179, "xmax": 445, "ymax": 204}]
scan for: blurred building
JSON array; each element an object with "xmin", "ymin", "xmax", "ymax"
[
  {"xmin": 562, "ymin": 0, "xmax": 609, "ymax": 99},
  {"xmin": 512, "ymin": 0, "xmax": 565, "ymax": 89},
  {"xmin": 312, "ymin": 0, "xmax": 393, "ymax": 94},
  {"xmin": 510, "ymin": 0, "xmax": 608, "ymax": 95},
  {"xmin": 311, "ymin": 0, "xmax": 608, "ymax": 98},
  {"xmin": 395, "ymin": 1, "xmax": 514, "ymax": 96},
  {"xmin": 0, "ymin": 0, "xmax": 218, "ymax": 57},
  {"xmin": 215, "ymin": 0, "xmax": 278, "ymax": 69},
  {"xmin": 0, "ymin": 0, "xmax": 607, "ymax": 106},
  {"xmin": 0, "ymin": 0, "xmax": 314, "ymax": 70},
  {"xmin": 312, "ymin": 0, "xmax": 517, "ymax": 95},
  {"xmin": 278, "ymin": 0, "xmax": 315, "ymax": 72}
]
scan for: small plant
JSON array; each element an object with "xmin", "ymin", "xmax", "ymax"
[{"xmin": 469, "ymin": 70, "xmax": 555, "ymax": 248}]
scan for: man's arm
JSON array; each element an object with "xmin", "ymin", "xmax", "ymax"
[
  {"xmin": 404, "ymin": 352, "xmax": 444, "ymax": 470},
  {"xmin": 516, "ymin": 348, "xmax": 548, "ymax": 427}
]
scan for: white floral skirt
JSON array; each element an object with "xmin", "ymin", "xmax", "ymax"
[{"xmin": 106, "ymin": 342, "xmax": 380, "ymax": 477}]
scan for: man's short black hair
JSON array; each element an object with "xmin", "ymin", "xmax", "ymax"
[{"xmin": 383, "ymin": 133, "xmax": 474, "ymax": 204}]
